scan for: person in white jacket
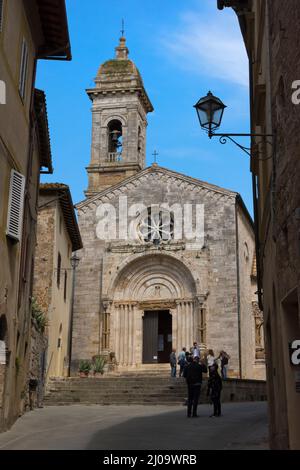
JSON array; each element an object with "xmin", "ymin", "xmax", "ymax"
[{"xmin": 206, "ymin": 349, "xmax": 215, "ymax": 376}]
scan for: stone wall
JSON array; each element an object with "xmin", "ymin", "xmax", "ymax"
[
  {"xmin": 33, "ymin": 206, "xmax": 55, "ymax": 315},
  {"xmin": 230, "ymin": 0, "xmax": 300, "ymax": 449},
  {"xmin": 237, "ymin": 205, "xmax": 266, "ymax": 380},
  {"xmin": 268, "ymin": 1, "xmax": 300, "ymax": 448},
  {"xmin": 25, "ymin": 321, "xmax": 47, "ymax": 410}
]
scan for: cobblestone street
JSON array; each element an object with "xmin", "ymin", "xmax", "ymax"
[{"xmin": 0, "ymin": 402, "xmax": 268, "ymax": 450}]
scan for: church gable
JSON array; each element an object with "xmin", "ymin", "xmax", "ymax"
[
  {"xmin": 76, "ymin": 164, "xmax": 239, "ymax": 251},
  {"xmin": 76, "ymin": 165, "xmax": 237, "ymax": 212}
]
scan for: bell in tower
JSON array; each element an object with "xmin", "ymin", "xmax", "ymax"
[{"xmin": 85, "ymin": 35, "xmax": 154, "ymax": 196}]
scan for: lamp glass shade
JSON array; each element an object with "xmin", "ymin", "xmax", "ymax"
[{"xmin": 194, "ymin": 91, "xmax": 226, "ymax": 133}]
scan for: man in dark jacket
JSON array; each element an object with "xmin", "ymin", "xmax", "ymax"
[
  {"xmin": 185, "ymin": 356, "xmax": 207, "ymax": 417},
  {"xmin": 207, "ymin": 364, "xmax": 223, "ymax": 417}
]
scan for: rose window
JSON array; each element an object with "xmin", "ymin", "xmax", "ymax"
[{"xmin": 137, "ymin": 207, "xmax": 174, "ymax": 244}]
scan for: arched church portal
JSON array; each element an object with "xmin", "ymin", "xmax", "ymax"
[{"xmin": 107, "ymin": 254, "xmax": 201, "ymax": 367}]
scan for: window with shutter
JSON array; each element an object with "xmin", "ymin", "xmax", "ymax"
[
  {"xmin": 19, "ymin": 38, "xmax": 28, "ymax": 101},
  {"xmin": 0, "ymin": 1, "xmax": 4, "ymax": 33},
  {"xmin": 6, "ymin": 169, "xmax": 25, "ymax": 241}
]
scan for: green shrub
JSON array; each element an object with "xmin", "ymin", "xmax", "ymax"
[
  {"xmin": 92, "ymin": 356, "xmax": 106, "ymax": 374},
  {"xmin": 31, "ymin": 297, "xmax": 48, "ymax": 333},
  {"xmin": 79, "ymin": 360, "xmax": 92, "ymax": 374}
]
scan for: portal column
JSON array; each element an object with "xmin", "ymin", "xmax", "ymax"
[
  {"xmin": 124, "ymin": 304, "xmax": 129, "ymax": 366},
  {"xmin": 176, "ymin": 301, "xmax": 182, "ymax": 352},
  {"xmin": 122, "ymin": 304, "xmax": 126, "ymax": 366},
  {"xmin": 170, "ymin": 308, "xmax": 177, "ymax": 352},
  {"xmin": 184, "ymin": 301, "xmax": 188, "ymax": 349},
  {"xmin": 189, "ymin": 300, "xmax": 194, "ymax": 348},
  {"xmin": 131, "ymin": 303, "xmax": 138, "ymax": 366},
  {"xmin": 137, "ymin": 309, "xmax": 144, "ymax": 365},
  {"xmin": 102, "ymin": 300, "xmax": 112, "ymax": 354},
  {"xmin": 195, "ymin": 295, "xmax": 207, "ymax": 352},
  {"xmin": 113, "ymin": 303, "xmax": 120, "ymax": 364}
]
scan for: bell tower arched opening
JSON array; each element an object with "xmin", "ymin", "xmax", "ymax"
[{"xmin": 107, "ymin": 119, "xmax": 123, "ymax": 161}]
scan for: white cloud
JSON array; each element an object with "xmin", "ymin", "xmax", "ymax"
[{"xmin": 160, "ymin": 9, "xmax": 248, "ymax": 87}]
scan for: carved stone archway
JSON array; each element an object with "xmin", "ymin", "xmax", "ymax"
[{"xmin": 104, "ymin": 254, "xmax": 206, "ymax": 367}]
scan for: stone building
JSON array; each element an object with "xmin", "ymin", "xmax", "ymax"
[
  {"xmin": 0, "ymin": 0, "xmax": 71, "ymax": 431},
  {"xmin": 218, "ymin": 0, "xmax": 300, "ymax": 450},
  {"xmin": 33, "ymin": 184, "xmax": 82, "ymax": 380},
  {"xmin": 71, "ymin": 36, "xmax": 265, "ymax": 380}
]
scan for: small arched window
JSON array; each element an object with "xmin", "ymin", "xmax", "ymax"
[
  {"xmin": 107, "ymin": 120, "xmax": 122, "ymax": 161},
  {"xmin": 138, "ymin": 126, "xmax": 142, "ymax": 154}
]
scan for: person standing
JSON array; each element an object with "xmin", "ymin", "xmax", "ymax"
[
  {"xmin": 207, "ymin": 364, "xmax": 223, "ymax": 417},
  {"xmin": 220, "ymin": 351, "xmax": 230, "ymax": 380},
  {"xmin": 169, "ymin": 349, "xmax": 177, "ymax": 377},
  {"xmin": 178, "ymin": 347, "xmax": 187, "ymax": 377},
  {"xmin": 206, "ymin": 349, "xmax": 215, "ymax": 376},
  {"xmin": 192, "ymin": 342, "xmax": 200, "ymax": 358},
  {"xmin": 185, "ymin": 356, "xmax": 207, "ymax": 417}
]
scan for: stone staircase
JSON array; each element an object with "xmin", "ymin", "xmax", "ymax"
[
  {"xmin": 45, "ymin": 375, "xmax": 188, "ymax": 406},
  {"xmin": 44, "ymin": 371, "xmax": 267, "ymax": 406}
]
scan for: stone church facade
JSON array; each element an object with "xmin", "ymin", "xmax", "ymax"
[{"xmin": 71, "ymin": 36, "xmax": 265, "ymax": 380}]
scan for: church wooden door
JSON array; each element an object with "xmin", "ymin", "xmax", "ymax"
[{"xmin": 143, "ymin": 311, "xmax": 158, "ymax": 363}]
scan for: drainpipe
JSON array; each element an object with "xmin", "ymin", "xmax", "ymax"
[
  {"xmin": 249, "ymin": 55, "xmax": 264, "ymax": 312},
  {"xmin": 235, "ymin": 203, "xmax": 242, "ymax": 379}
]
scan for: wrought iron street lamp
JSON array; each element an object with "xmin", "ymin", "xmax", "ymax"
[
  {"xmin": 194, "ymin": 91, "xmax": 272, "ymax": 156},
  {"xmin": 194, "ymin": 91, "xmax": 226, "ymax": 136}
]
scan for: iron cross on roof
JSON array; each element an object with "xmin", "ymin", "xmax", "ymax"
[{"xmin": 152, "ymin": 150, "xmax": 159, "ymax": 164}]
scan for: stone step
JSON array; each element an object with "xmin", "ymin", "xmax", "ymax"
[
  {"xmin": 45, "ymin": 393, "xmax": 186, "ymax": 400},
  {"xmin": 45, "ymin": 377, "xmax": 267, "ymax": 406},
  {"xmin": 46, "ymin": 384, "xmax": 186, "ymax": 390},
  {"xmin": 45, "ymin": 395, "xmax": 188, "ymax": 401},
  {"xmin": 49, "ymin": 375, "xmax": 185, "ymax": 384},
  {"xmin": 44, "ymin": 397, "xmax": 194, "ymax": 403}
]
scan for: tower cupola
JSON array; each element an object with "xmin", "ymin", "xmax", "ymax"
[{"xmin": 85, "ymin": 36, "xmax": 154, "ymax": 196}]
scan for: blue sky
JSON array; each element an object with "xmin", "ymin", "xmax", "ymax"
[{"xmin": 36, "ymin": 0, "xmax": 252, "ymax": 213}]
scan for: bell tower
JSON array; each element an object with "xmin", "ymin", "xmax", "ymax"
[{"xmin": 85, "ymin": 36, "xmax": 154, "ymax": 196}]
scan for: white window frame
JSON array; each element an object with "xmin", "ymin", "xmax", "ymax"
[
  {"xmin": 6, "ymin": 169, "xmax": 25, "ymax": 241},
  {"xmin": 19, "ymin": 37, "xmax": 28, "ymax": 101}
]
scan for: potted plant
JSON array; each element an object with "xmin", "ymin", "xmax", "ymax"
[
  {"xmin": 78, "ymin": 360, "xmax": 91, "ymax": 377},
  {"xmin": 92, "ymin": 356, "xmax": 106, "ymax": 377}
]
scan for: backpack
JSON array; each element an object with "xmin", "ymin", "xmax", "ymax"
[{"xmin": 222, "ymin": 356, "xmax": 228, "ymax": 365}]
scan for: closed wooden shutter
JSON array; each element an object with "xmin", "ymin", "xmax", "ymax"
[{"xmin": 6, "ymin": 169, "xmax": 25, "ymax": 241}]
